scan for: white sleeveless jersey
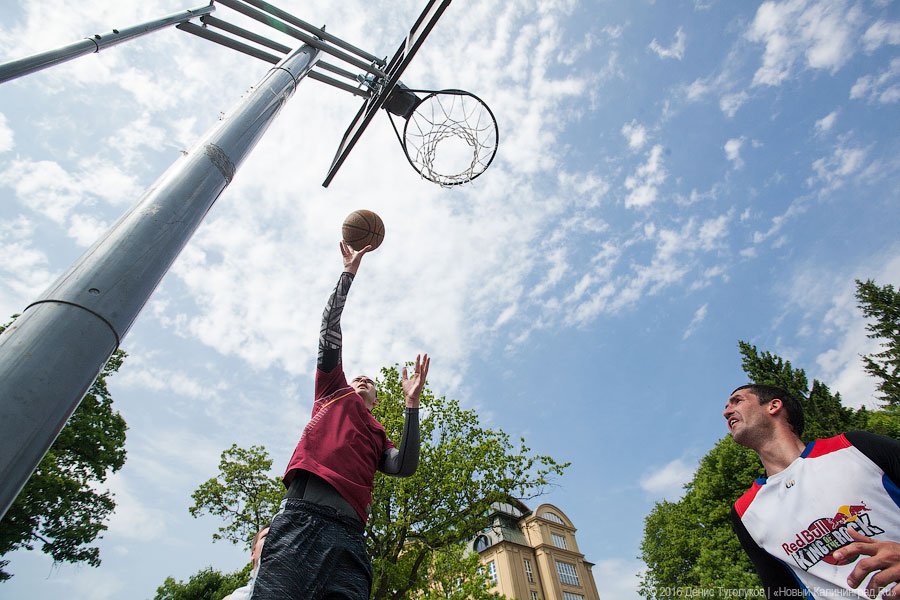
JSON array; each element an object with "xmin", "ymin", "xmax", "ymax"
[{"xmin": 735, "ymin": 434, "xmax": 900, "ymax": 599}]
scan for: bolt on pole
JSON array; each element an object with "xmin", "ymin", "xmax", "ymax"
[{"xmin": 0, "ymin": 43, "xmax": 321, "ymax": 520}]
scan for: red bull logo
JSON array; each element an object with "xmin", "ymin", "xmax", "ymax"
[{"xmin": 780, "ymin": 502, "xmax": 883, "ymax": 571}]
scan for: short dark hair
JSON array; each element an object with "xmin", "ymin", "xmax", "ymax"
[{"xmin": 731, "ymin": 384, "xmax": 805, "ymax": 438}]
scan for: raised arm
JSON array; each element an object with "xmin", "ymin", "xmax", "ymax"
[
  {"xmin": 380, "ymin": 354, "xmax": 430, "ymax": 477},
  {"xmin": 317, "ymin": 241, "xmax": 370, "ymax": 373}
]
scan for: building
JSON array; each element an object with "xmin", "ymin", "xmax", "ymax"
[{"xmin": 470, "ymin": 499, "xmax": 600, "ymax": 600}]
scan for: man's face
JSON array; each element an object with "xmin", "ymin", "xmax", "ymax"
[
  {"xmin": 723, "ymin": 388, "xmax": 771, "ymax": 447},
  {"xmin": 352, "ymin": 375, "xmax": 377, "ymax": 411}
]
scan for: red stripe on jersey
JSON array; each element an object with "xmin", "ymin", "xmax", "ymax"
[
  {"xmin": 735, "ymin": 480, "xmax": 764, "ymax": 518},
  {"xmin": 805, "ymin": 434, "xmax": 851, "ymax": 458}
]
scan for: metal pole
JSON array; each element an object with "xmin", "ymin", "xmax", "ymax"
[
  {"xmin": 0, "ymin": 44, "xmax": 320, "ymax": 520},
  {"xmin": 0, "ymin": 4, "xmax": 215, "ymax": 84}
]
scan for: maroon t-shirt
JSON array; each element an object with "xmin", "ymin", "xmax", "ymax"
[{"xmin": 284, "ymin": 365, "xmax": 394, "ymax": 523}]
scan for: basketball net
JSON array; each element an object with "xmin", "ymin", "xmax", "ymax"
[{"xmin": 387, "ymin": 89, "xmax": 499, "ymax": 187}]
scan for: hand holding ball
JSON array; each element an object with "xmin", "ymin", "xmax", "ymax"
[{"xmin": 342, "ymin": 209, "xmax": 385, "ymax": 251}]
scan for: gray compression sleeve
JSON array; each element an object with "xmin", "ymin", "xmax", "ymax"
[
  {"xmin": 318, "ymin": 271, "xmax": 354, "ymax": 372},
  {"xmin": 379, "ymin": 408, "xmax": 420, "ymax": 477}
]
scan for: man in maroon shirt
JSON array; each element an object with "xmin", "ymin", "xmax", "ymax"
[{"xmin": 250, "ymin": 241, "xmax": 429, "ymax": 600}]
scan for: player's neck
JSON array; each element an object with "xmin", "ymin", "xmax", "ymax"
[{"xmin": 756, "ymin": 432, "xmax": 806, "ymax": 477}]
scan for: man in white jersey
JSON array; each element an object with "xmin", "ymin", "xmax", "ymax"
[{"xmin": 724, "ymin": 384, "xmax": 900, "ymax": 599}]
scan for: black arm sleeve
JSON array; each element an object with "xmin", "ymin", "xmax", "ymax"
[
  {"xmin": 731, "ymin": 506, "xmax": 802, "ymax": 599},
  {"xmin": 379, "ymin": 408, "xmax": 420, "ymax": 477},
  {"xmin": 317, "ymin": 271, "xmax": 354, "ymax": 373},
  {"xmin": 845, "ymin": 430, "xmax": 900, "ymax": 484}
]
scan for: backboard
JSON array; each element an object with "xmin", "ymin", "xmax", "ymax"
[{"xmin": 322, "ymin": 0, "xmax": 452, "ymax": 187}]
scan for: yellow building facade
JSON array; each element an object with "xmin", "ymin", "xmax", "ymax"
[{"xmin": 470, "ymin": 500, "xmax": 601, "ymax": 600}]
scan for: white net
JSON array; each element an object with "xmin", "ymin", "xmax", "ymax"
[{"xmin": 399, "ymin": 90, "xmax": 498, "ymax": 187}]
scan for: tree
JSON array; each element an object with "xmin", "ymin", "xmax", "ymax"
[
  {"xmin": 856, "ymin": 279, "xmax": 900, "ymax": 405},
  {"xmin": 189, "ymin": 444, "xmax": 284, "ymax": 546},
  {"xmin": 171, "ymin": 365, "xmax": 564, "ymax": 599},
  {"xmin": 419, "ymin": 542, "xmax": 507, "ymax": 600},
  {"xmin": 638, "ymin": 341, "xmax": 898, "ymax": 598},
  {"xmin": 154, "ymin": 564, "xmax": 251, "ymax": 600},
  {"xmin": 0, "ymin": 316, "xmax": 128, "ymax": 581},
  {"xmin": 367, "ymin": 365, "xmax": 567, "ymax": 600}
]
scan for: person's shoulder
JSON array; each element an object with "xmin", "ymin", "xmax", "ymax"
[
  {"xmin": 734, "ymin": 478, "xmax": 766, "ymax": 518},
  {"xmin": 844, "ymin": 430, "xmax": 898, "ymax": 445},
  {"xmin": 843, "ymin": 430, "xmax": 900, "ymax": 455},
  {"xmin": 315, "ymin": 364, "xmax": 350, "ymax": 395}
]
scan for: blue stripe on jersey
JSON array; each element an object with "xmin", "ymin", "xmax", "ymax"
[
  {"xmin": 884, "ymin": 473, "xmax": 900, "ymax": 509},
  {"xmin": 799, "ymin": 440, "xmax": 815, "ymax": 458}
]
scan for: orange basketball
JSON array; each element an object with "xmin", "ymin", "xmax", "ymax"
[{"xmin": 341, "ymin": 209, "xmax": 385, "ymax": 251}]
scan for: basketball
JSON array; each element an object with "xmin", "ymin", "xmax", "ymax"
[{"xmin": 341, "ymin": 209, "xmax": 385, "ymax": 251}]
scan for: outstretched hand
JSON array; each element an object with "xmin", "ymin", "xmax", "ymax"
[
  {"xmin": 401, "ymin": 354, "xmax": 430, "ymax": 409},
  {"xmin": 833, "ymin": 527, "xmax": 900, "ymax": 598},
  {"xmin": 341, "ymin": 240, "xmax": 371, "ymax": 275}
]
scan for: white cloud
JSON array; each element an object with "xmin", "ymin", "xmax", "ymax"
[
  {"xmin": 812, "ymin": 253, "xmax": 900, "ymax": 408},
  {"xmin": 751, "ymin": 199, "xmax": 809, "ymax": 245},
  {"xmin": 640, "ymin": 458, "xmax": 696, "ymax": 499},
  {"xmin": 0, "ymin": 216, "xmax": 55, "ymax": 313},
  {"xmin": 105, "ymin": 473, "xmax": 169, "ymax": 542},
  {"xmin": 747, "ymin": 0, "xmax": 863, "ymax": 87},
  {"xmin": 719, "ymin": 91, "xmax": 749, "ymax": 117},
  {"xmin": 625, "ymin": 145, "xmax": 667, "ymax": 208},
  {"xmin": 621, "ymin": 119, "xmax": 648, "ymax": 151},
  {"xmin": 649, "ymin": 27, "xmax": 686, "ymax": 60},
  {"xmin": 815, "ymin": 110, "xmax": 838, "ymax": 133},
  {"xmin": 808, "ymin": 142, "xmax": 868, "ymax": 191},
  {"xmin": 0, "ymin": 158, "xmax": 141, "ymax": 226},
  {"xmin": 724, "ymin": 137, "xmax": 745, "ymax": 169},
  {"xmin": 862, "ymin": 20, "xmax": 900, "ymax": 53},
  {"xmin": 0, "ymin": 113, "xmax": 13, "ymax": 152},
  {"xmin": 683, "ymin": 303, "xmax": 709, "ymax": 339},
  {"xmin": 67, "ymin": 213, "xmax": 109, "ymax": 247},
  {"xmin": 594, "ymin": 558, "xmax": 645, "ymax": 600},
  {"xmin": 685, "ymin": 77, "xmax": 712, "ymax": 102},
  {"xmin": 69, "ymin": 569, "xmax": 126, "ymax": 600},
  {"xmin": 850, "ymin": 57, "xmax": 900, "ymax": 104}
]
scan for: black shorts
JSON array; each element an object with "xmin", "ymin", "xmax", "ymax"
[{"xmin": 250, "ymin": 499, "xmax": 371, "ymax": 600}]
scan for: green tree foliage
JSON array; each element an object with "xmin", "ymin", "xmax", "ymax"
[
  {"xmin": 0, "ymin": 316, "xmax": 127, "ymax": 581},
  {"xmin": 154, "ymin": 564, "xmax": 251, "ymax": 600},
  {"xmin": 189, "ymin": 444, "xmax": 284, "ymax": 546},
  {"xmin": 856, "ymin": 279, "xmax": 900, "ymax": 405},
  {"xmin": 639, "ymin": 341, "xmax": 898, "ymax": 599},
  {"xmin": 367, "ymin": 365, "xmax": 567, "ymax": 600},
  {"xmin": 418, "ymin": 542, "xmax": 507, "ymax": 600}
]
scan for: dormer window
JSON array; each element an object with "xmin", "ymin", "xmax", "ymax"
[
  {"xmin": 543, "ymin": 511, "xmax": 564, "ymax": 524},
  {"xmin": 474, "ymin": 535, "xmax": 492, "ymax": 552}
]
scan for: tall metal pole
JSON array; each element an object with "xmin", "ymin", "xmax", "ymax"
[
  {"xmin": 0, "ymin": 43, "xmax": 320, "ymax": 520},
  {"xmin": 0, "ymin": 4, "xmax": 215, "ymax": 85}
]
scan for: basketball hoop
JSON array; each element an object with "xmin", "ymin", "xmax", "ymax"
[{"xmin": 386, "ymin": 89, "xmax": 499, "ymax": 187}]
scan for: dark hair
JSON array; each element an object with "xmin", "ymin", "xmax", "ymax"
[{"xmin": 731, "ymin": 384, "xmax": 804, "ymax": 438}]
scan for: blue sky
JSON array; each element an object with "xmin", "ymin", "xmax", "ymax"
[{"xmin": 1, "ymin": 0, "xmax": 898, "ymax": 598}]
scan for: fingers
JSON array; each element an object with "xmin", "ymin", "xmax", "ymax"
[
  {"xmin": 402, "ymin": 366, "xmax": 408, "ymax": 381},
  {"xmin": 866, "ymin": 564, "xmax": 900, "ymax": 599},
  {"xmin": 840, "ymin": 534, "xmax": 900, "ymax": 595},
  {"xmin": 420, "ymin": 353, "xmax": 430, "ymax": 381},
  {"xmin": 836, "ymin": 528, "xmax": 875, "ymax": 566}
]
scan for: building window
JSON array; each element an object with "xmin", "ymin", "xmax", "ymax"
[
  {"xmin": 563, "ymin": 593, "xmax": 585, "ymax": 600},
  {"xmin": 486, "ymin": 560, "xmax": 498, "ymax": 584},
  {"xmin": 552, "ymin": 532, "xmax": 568, "ymax": 549},
  {"xmin": 556, "ymin": 561, "xmax": 580, "ymax": 586},
  {"xmin": 531, "ymin": 592, "xmax": 540, "ymax": 600},
  {"xmin": 474, "ymin": 535, "xmax": 491, "ymax": 552},
  {"xmin": 523, "ymin": 558, "xmax": 534, "ymax": 583},
  {"xmin": 543, "ymin": 511, "xmax": 564, "ymax": 524}
]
